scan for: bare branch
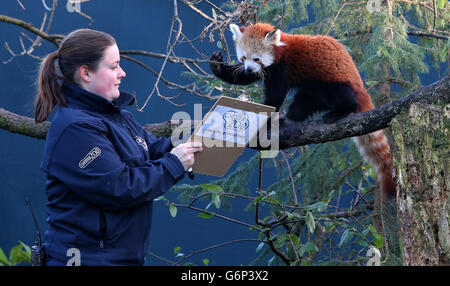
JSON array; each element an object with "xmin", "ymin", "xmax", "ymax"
[
  {"xmin": 137, "ymin": 0, "xmax": 184, "ymax": 111},
  {"xmin": 0, "ymin": 14, "xmax": 64, "ymax": 47},
  {"xmin": 1, "ymin": 75, "xmax": 448, "ymax": 148},
  {"xmin": 270, "ymin": 74, "xmax": 450, "ymax": 150},
  {"xmin": 120, "ymin": 49, "xmax": 208, "ymax": 65},
  {"xmin": 180, "ymin": 0, "xmax": 215, "ymax": 21},
  {"xmin": 120, "ymin": 54, "xmax": 213, "ymax": 101},
  {"xmin": 175, "ymin": 238, "xmax": 265, "ymax": 265},
  {"xmin": 16, "ymin": 0, "xmax": 25, "ymax": 10},
  {"xmin": 0, "ymin": 107, "xmax": 50, "ymax": 140}
]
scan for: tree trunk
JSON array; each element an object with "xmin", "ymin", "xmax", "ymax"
[{"xmin": 391, "ymin": 102, "xmax": 449, "ymax": 265}]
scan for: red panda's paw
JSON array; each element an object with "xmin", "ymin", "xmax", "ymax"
[
  {"xmin": 210, "ymin": 51, "xmax": 224, "ymax": 76},
  {"xmin": 211, "ymin": 51, "xmax": 224, "ymax": 62}
]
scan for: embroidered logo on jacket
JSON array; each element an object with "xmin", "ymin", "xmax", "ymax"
[
  {"xmin": 78, "ymin": 147, "xmax": 101, "ymax": 169},
  {"xmin": 135, "ymin": 136, "xmax": 148, "ymax": 151}
]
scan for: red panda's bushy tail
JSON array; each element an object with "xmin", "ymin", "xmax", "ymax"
[
  {"xmin": 352, "ymin": 87, "xmax": 397, "ymax": 201},
  {"xmin": 353, "ymin": 132, "xmax": 397, "ymax": 200}
]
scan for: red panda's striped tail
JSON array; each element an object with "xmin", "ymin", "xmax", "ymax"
[{"xmin": 353, "ymin": 130, "xmax": 397, "ymax": 200}]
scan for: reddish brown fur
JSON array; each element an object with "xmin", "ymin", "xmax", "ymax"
[{"xmin": 243, "ymin": 23, "xmax": 396, "ymax": 199}]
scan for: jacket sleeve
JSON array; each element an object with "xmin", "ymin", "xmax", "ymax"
[
  {"xmin": 122, "ymin": 110, "xmax": 175, "ymax": 160},
  {"xmin": 143, "ymin": 131, "xmax": 175, "ymax": 160},
  {"xmin": 48, "ymin": 121, "xmax": 186, "ymax": 212}
]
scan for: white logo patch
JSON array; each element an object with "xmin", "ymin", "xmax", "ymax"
[
  {"xmin": 135, "ymin": 136, "xmax": 148, "ymax": 151},
  {"xmin": 78, "ymin": 147, "xmax": 101, "ymax": 169}
]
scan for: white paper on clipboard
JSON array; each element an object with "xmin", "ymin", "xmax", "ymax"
[{"xmin": 189, "ymin": 96, "xmax": 275, "ymax": 177}]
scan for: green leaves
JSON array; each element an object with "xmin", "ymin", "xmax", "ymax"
[
  {"xmin": 169, "ymin": 203, "xmax": 177, "ymax": 218},
  {"xmin": 200, "ymin": 184, "xmax": 223, "ymax": 194},
  {"xmin": 0, "ymin": 248, "xmax": 9, "ymax": 266},
  {"xmin": 0, "ymin": 241, "xmax": 31, "ymax": 266},
  {"xmin": 254, "ymin": 190, "xmax": 280, "ymax": 205},
  {"xmin": 202, "ymin": 184, "xmax": 223, "ymax": 211},
  {"xmin": 336, "ymin": 225, "xmax": 385, "ymax": 250},
  {"xmin": 305, "ymin": 211, "xmax": 316, "ymax": 234},
  {"xmin": 338, "ymin": 229, "xmax": 353, "ymax": 248},
  {"xmin": 197, "ymin": 212, "xmax": 214, "ymax": 219},
  {"xmin": 304, "ymin": 201, "xmax": 328, "ymax": 212},
  {"xmin": 368, "ymin": 225, "xmax": 385, "ymax": 249},
  {"xmin": 298, "ymin": 242, "xmax": 319, "ymax": 257},
  {"xmin": 168, "ymin": 184, "xmax": 225, "ymax": 219},
  {"xmin": 174, "ymin": 246, "xmax": 184, "ymax": 258},
  {"xmin": 256, "ymin": 242, "xmax": 265, "ymax": 253}
]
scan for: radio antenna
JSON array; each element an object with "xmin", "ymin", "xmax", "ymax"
[{"xmin": 25, "ymin": 197, "xmax": 41, "ymax": 247}]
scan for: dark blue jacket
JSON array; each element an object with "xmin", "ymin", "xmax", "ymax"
[{"xmin": 41, "ymin": 82, "xmax": 185, "ymax": 265}]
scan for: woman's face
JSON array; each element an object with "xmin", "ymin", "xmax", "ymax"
[{"xmin": 82, "ymin": 44, "xmax": 126, "ymax": 101}]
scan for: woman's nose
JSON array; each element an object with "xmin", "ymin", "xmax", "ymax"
[{"xmin": 119, "ymin": 66, "xmax": 126, "ymax": 78}]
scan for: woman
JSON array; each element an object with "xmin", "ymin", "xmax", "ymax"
[{"xmin": 35, "ymin": 29, "xmax": 202, "ymax": 266}]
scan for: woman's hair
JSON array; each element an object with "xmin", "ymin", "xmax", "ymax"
[{"xmin": 34, "ymin": 29, "xmax": 116, "ymax": 123}]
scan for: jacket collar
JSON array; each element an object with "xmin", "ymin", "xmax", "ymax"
[{"xmin": 62, "ymin": 81, "xmax": 135, "ymax": 113}]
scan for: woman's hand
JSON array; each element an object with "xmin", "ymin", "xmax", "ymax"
[{"xmin": 170, "ymin": 141, "xmax": 203, "ymax": 171}]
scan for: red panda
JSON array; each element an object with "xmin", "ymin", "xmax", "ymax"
[{"xmin": 210, "ymin": 23, "xmax": 396, "ymax": 200}]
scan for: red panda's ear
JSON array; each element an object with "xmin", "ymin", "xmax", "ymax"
[
  {"xmin": 264, "ymin": 29, "xmax": 285, "ymax": 46},
  {"xmin": 230, "ymin": 24, "xmax": 243, "ymax": 41}
]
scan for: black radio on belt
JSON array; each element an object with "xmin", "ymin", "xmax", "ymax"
[{"xmin": 25, "ymin": 198, "xmax": 44, "ymax": 266}]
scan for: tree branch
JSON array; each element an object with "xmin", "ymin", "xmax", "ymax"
[
  {"xmin": 0, "ymin": 107, "xmax": 50, "ymax": 140},
  {"xmin": 0, "ymin": 75, "xmax": 448, "ymax": 146},
  {"xmin": 273, "ymin": 74, "xmax": 449, "ymax": 149},
  {"xmin": 0, "ymin": 14, "xmax": 64, "ymax": 47}
]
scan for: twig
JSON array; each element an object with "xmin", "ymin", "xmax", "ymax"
[
  {"xmin": 120, "ymin": 49, "xmax": 208, "ymax": 65},
  {"xmin": 68, "ymin": 0, "xmax": 94, "ymax": 23},
  {"xmin": 407, "ymin": 31, "xmax": 449, "ymax": 40},
  {"xmin": 280, "ymin": 150, "xmax": 298, "ymax": 207},
  {"xmin": 0, "ymin": 15, "xmax": 64, "ymax": 46},
  {"xmin": 147, "ymin": 249, "xmax": 180, "ymax": 266},
  {"xmin": 176, "ymin": 238, "xmax": 266, "ymax": 265},
  {"xmin": 137, "ymin": 0, "xmax": 184, "ymax": 112},
  {"xmin": 432, "ymin": 0, "xmax": 437, "ymax": 32},
  {"xmin": 255, "ymin": 154, "xmax": 266, "ymax": 226},
  {"xmin": 44, "ymin": 0, "xmax": 57, "ymax": 34},
  {"xmin": 17, "ymin": 0, "xmax": 25, "ymax": 10},
  {"xmin": 180, "ymin": 0, "xmax": 215, "ymax": 21},
  {"xmin": 171, "ymin": 200, "xmax": 261, "ymax": 231},
  {"xmin": 326, "ymin": 1, "xmax": 367, "ymax": 35},
  {"xmin": 120, "ymin": 54, "xmax": 213, "ymax": 102}
]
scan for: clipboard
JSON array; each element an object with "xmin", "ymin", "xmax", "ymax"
[{"xmin": 189, "ymin": 96, "xmax": 276, "ymax": 177}]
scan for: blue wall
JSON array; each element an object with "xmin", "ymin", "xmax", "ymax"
[
  {"xmin": 1, "ymin": 1, "xmax": 446, "ymax": 266},
  {"xmin": 0, "ymin": 0, "xmax": 263, "ymax": 266}
]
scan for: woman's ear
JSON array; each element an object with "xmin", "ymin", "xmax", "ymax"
[{"xmin": 78, "ymin": 65, "xmax": 90, "ymax": 83}]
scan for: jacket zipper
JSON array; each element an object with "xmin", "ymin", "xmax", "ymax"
[
  {"xmin": 99, "ymin": 210, "xmax": 107, "ymax": 249},
  {"xmin": 140, "ymin": 207, "xmax": 150, "ymax": 264},
  {"xmin": 121, "ymin": 117, "xmax": 134, "ymax": 137}
]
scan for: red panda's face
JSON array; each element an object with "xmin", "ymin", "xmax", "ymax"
[
  {"xmin": 230, "ymin": 24, "xmax": 285, "ymax": 74},
  {"xmin": 235, "ymin": 43, "xmax": 273, "ymax": 73}
]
